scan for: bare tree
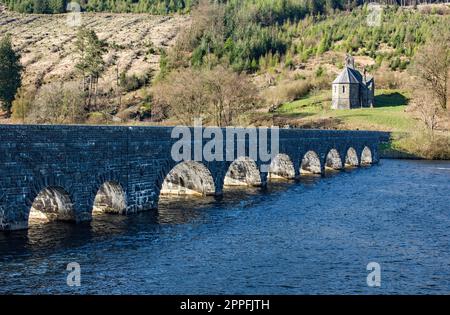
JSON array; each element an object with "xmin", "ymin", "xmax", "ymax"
[
  {"xmin": 28, "ymin": 82, "xmax": 85, "ymax": 124},
  {"xmin": 411, "ymin": 89, "xmax": 442, "ymax": 133},
  {"xmin": 152, "ymin": 66, "xmax": 259, "ymax": 126},
  {"xmin": 203, "ymin": 65, "xmax": 259, "ymax": 126},
  {"xmin": 412, "ymin": 34, "xmax": 449, "ymax": 110},
  {"xmin": 152, "ymin": 68, "xmax": 210, "ymax": 125}
]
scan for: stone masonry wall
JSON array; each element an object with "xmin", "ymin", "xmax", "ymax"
[{"xmin": 0, "ymin": 125, "xmax": 387, "ymax": 231}]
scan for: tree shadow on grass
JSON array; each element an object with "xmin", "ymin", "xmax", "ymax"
[
  {"xmin": 273, "ymin": 112, "xmax": 318, "ymax": 119},
  {"xmin": 251, "ymin": 112, "xmax": 317, "ymax": 126},
  {"xmin": 296, "ymin": 117, "xmax": 345, "ymax": 129},
  {"xmin": 277, "ymin": 116, "xmax": 345, "ymax": 129},
  {"xmin": 374, "ymin": 92, "xmax": 409, "ymax": 108}
]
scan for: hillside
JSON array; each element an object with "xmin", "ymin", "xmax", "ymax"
[
  {"xmin": 0, "ymin": 2, "xmax": 448, "ymax": 159},
  {"xmin": 0, "ymin": 10, "xmax": 189, "ymax": 120},
  {"xmin": 1, "ymin": 0, "xmax": 194, "ymax": 14},
  {"xmin": 148, "ymin": 1, "xmax": 449, "ymax": 158}
]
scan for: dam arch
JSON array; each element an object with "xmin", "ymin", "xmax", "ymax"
[
  {"xmin": 325, "ymin": 149, "xmax": 343, "ymax": 171},
  {"xmin": 28, "ymin": 186, "xmax": 75, "ymax": 225},
  {"xmin": 0, "ymin": 125, "xmax": 385, "ymax": 231},
  {"xmin": 93, "ymin": 181, "xmax": 127, "ymax": 215},
  {"xmin": 224, "ymin": 157, "xmax": 262, "ymax": 187},
  {"xmin": 361, "ymin": 146, "xmax": 373, "ymax": 165},
  {"xmin": 300, "ymin": 151, "xmax": 322, "ymax": 175},
  {"xmin": 160, "ymin": 161, "xmax": 216, "ymax": 197},
  {"xmin": 268, "ymin": 154, "xmax": 296, "ymax": 180},
  {"xmin": 345, "ymin": 147, "xmax": 359, "ymax": 167}
]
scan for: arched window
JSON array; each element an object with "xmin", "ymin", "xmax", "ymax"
[{"xmin": 342, "ymin": 86, "xmax": 345, "ymax": 93}]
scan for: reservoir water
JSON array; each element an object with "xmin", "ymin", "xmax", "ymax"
[{"xmin": 0, "ymin": 159, "xmax": 449, "ymax": 294}]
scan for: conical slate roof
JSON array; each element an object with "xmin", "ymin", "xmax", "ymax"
[{"xmin": 332, "ymin": 66, "xmax": 362, "ymax": 84}]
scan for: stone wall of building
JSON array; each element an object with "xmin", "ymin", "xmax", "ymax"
[{"xmin": 331, "ymin": 83, "xmax": 360, "ymax": 109}]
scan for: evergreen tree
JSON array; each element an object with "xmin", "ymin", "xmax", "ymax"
[
  {"xmin": 74, "ymin": 27, "xmax": 107, "ymax": 109},
  {"xmin": 33, "ymin": 0, "xmax": 48, "ymax": 13},
  {"xmin": 48, "ymin": 0, "xmax": 66, "ymax": 13},
  {"xmin": 0, "ymin": 35, "xmax": 23, "ymax": 117}
]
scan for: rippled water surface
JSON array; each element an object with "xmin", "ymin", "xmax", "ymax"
[{"xmin": 1, "ymin": 159, "xmax": 449, "ymax": 294}]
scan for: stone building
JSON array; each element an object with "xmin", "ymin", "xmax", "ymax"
[{"xmin": 331, "ymin": 55, "xmax": 375, "ymax": 109}]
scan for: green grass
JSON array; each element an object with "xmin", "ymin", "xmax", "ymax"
[
  {"xmin": 275, "ymin": 89, "xmax": 415, "ymax": 132},
  {"xmin": 274, "ymin": 89, "xmax": 450, "ymax": 159}
]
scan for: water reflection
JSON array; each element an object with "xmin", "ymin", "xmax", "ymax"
[
  {"xmin": 0, "ymin": 181, "xmax": 295, "ymax": 258},
  {"xmin": 157, "ymin": 196, "xmax": 215, "ymax": 225},
  {"xmin": 0, "ymin": 170, "xmax": 346, "ymax": 258},
  {"xmin": 2, "ymin": 161, "xmax": 448, "ymax": 294}
]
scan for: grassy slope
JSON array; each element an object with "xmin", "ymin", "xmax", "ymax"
[
  {"xmin": 275, "ymin": 89, "xmax": 413, "ymax": 132},
  {"xmin": 273, "ymin": 89, "xmax": 449, "ymax": 159}
]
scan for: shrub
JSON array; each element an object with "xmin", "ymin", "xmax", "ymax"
[
  {"xmin": 315, "ymin": 66, "xmax": 325, "ymax": 78},
  {"xmin": 264, "ymin": 80, "xmax": 312, "ymax": 107},
  {"xmin": 119, "ymin": 72, "xmax": 151, "ymax": 92},
  {"xmin": 27, "ymin": 82, "xmax": 85, "ymax": 124},
  {"xmin": 284, "ymin": 81, "xmax": 312, "ymax": 101},
  {"xmin": 152, "ymin": 65, "xmax": 259, "ymax": 126},
  {"xmin": 375, "ymin": 71, "xmax": 400, "ymax": 89},
  {"xmin": 392, "ymin": 132, "xmax": 450, "ymax": 160},
  {"xmin": 11, "ymin": 87, "xmax": 34, "ymax": 122},
  {"xmin": 311, "ymin": 73, "xmax": 333, "ymax": 90},
  {"xmin": 87, "ymin": 112, "xmax": 108, "ymax": 124}
]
